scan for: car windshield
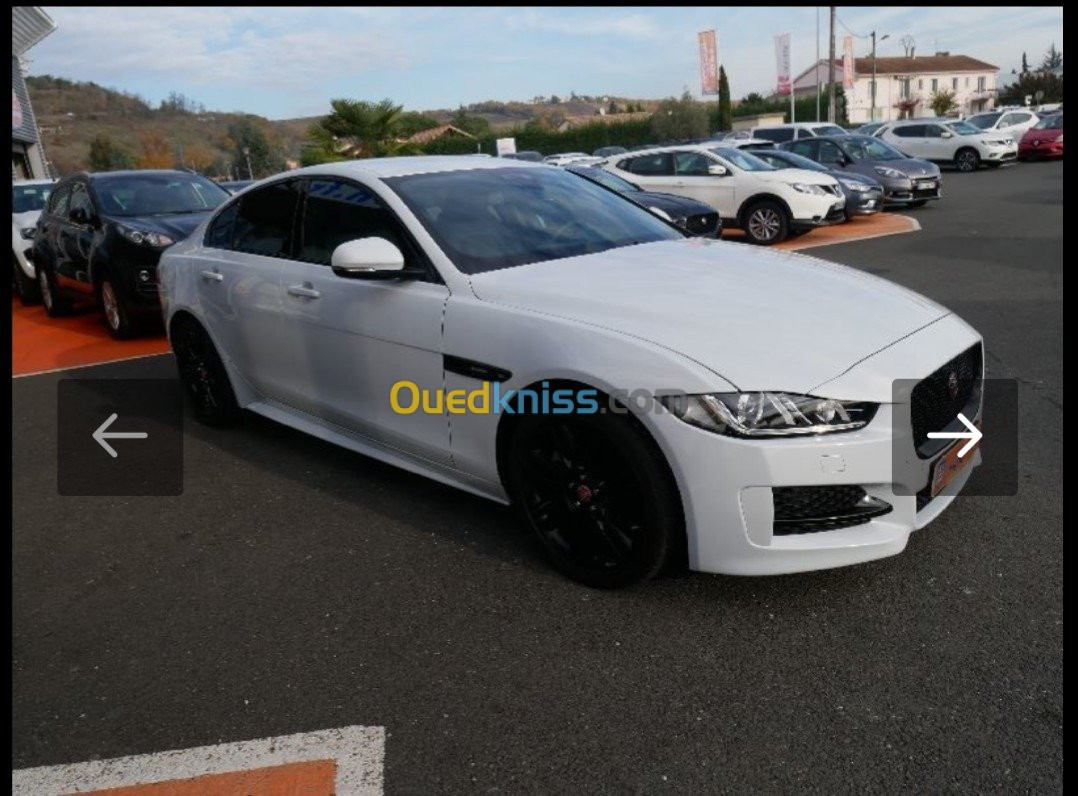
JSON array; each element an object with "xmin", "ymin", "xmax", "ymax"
[
  {"xmin": 386, "ymin": 166, "xmax": 683, "ymax": 275},
  {"xmin": 754, "ymin": 151, "xmax": 827, "ymax": 172},
  {"xmin": 12, "ymin": 184, "xmax": 53, "ymax": 213},
  {"xmin": 841, "ymin": 136, "xmax": 907, "ymax": 161},
  {"xmin": 966, "ymin": 113, "xmax": 1001, "ymax": 129},
  {"xmin": 1033, "ymin": 115, "xmax": 1063, "ymax": 130},
  {"xmin": 813, "ymin": 125, "xmax": 847, "ymax": 136},
  {"xmin": 571, "ymin": 167, "xmax": 637, "ymax": 193},
  {"xmin": 93, "ymin": 173, "xmax": 230, "ymax": 217},
  {"xmin": 709, "ymin": 148, "xmax": 776, "ymax": 171},
  {"xmin": 945, "ymin": 121, "xmax": 981, "ymax": 135}
]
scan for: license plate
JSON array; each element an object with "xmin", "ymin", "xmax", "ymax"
[
  {"xmin": 918, "ymin": 180, "xmax": 937, "ymax": 189},
  {"xmin": 929, "ymin": 422, "xmax": 981, "ymax": 497}
]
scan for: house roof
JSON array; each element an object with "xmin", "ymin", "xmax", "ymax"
[
  {"xmin": 793, "ymin": 54, "xmax": 998, "ymax": 84},
  {"xmin": 12, "ymin": 6, "xmax": 56, "ymax": 55},
  {"xmin": 404, "ymin": 124, "xmax": 474, "ymax": 144}
]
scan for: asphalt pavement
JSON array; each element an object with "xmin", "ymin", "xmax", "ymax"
[{"xmin": 12, "ymin": 161, "xmax": 1062, "ymax": 792}]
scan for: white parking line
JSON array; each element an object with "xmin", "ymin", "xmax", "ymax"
[
  {"xmin": 12, "ymin": 351, "xmax": 172, "ymax": 379},
  {"xmin": 12, "ymin": 724, "xmax": 385, "ymax": 795}
]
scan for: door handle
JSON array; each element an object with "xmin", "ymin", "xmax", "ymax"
[
  {"xmin": 200, "ymin": 269, "xmax": 223, "ymax": 282},
  {"xmin": 287, "ymin": 283, "xmax": 321, "ymax": 299}
]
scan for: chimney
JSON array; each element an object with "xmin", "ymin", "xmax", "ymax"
[{"xmin": 935, "ymin": 50, "xmax": 949, "ymax": 57}]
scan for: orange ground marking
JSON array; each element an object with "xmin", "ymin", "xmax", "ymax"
[
  {"xmin": 723, "ymin": 211, "xmax": 919, "ymax": 251},
  {"xmin": 80, "ymin": 759, "xmax": 336, "ymax": 796}
]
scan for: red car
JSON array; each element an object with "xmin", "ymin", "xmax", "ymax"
[{"xmin": 1018, "ymin": 114, "xmax": 1064, "ymax": 159}]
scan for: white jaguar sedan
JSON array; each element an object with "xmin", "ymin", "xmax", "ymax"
[{"xmin": 159, "ymin": 156, "xmax": 983, "ymax": 588}]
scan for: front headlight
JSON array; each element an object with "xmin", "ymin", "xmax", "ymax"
[
  {"xmin": 873, "ymin": 166, "xmax": 904, "ymax": 179},
  {"xmin": 661, "ymin": 392, "xmax": 878, "ymax": 437},
  {"xmin": 118, "ymin": 225, "xmax": 175, "ymax": 248},
  {"xmin": 789, "ymin": 183, "xmax": 828, "ymax": 195},
  {"xmin": 19, "ymin": 227, "xmax": 36, "ymax": 240},
  {"xmin": 648, "ymin": 206, "xmax": 673, "ymax": 222},
  {"xmin": 837, "ymin": 177, "xmax": 872, "ymax": 190}
]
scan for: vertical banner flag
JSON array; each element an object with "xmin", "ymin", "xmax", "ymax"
[
  {"xmin": 843, "ymin": 35, "xmax": 855, "ymax": 88},
  {"xmin": 775, "ymin": 33, "xmax": 792, "ymax": 95},
  {"xmin": 698, "ymin": 30, "xmax": 719, "ymax": 95}
]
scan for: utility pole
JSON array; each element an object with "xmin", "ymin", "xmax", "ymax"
[
  {"xmin": 828, "ymin": 6, "xmax": 836, "ymax": 122},
  {"xmin": 870, "ymin": 30, "xmax": 890, "ymax": 122},
  {"xmin": 816, "ymin": 7, "xmax": 821, "ymax": 121}
]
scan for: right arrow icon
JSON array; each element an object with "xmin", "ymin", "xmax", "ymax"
[{"xmin": 927, "ymin": 412, "xmax": 982, "ymax": 458}]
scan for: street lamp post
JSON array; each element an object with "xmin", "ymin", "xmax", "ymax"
[{"xmin": 870, "ymin": 31, "xmax": 890, "ymax": 122}]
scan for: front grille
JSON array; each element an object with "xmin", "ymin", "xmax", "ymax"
[
  {"xmin": 772, "ymin": 485, "xmax": 893, "ymax": 535},
  {"xmin": 910, "ymin": 344, "xmax": 982, "ymax": 458},
  {"xmin": 686, "ymin": 212, "xmax": 720, "ymax": 236}
]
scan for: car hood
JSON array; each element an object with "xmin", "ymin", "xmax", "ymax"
[
  {"xmin": 469, "ymin": 238, "xmax": 949, "ymax": 394},
  {"xmin": 106, "ymin": 211, "xmax": 212, "ymax": 242},
  {"xmin": 630, "ymin": 190, "xmax": 715, "ymax": 216},
  {"xmin": 752, "ymin": 168, "xmax": 837, "ymax": 186},
  {"xmin": 858, "ymin": 158, "xmax": 939, "ymax": 177},
  {"xmin": 1021, "ymin": 128, "xmax": 1062, "ymax": 143},
  {"xmin": 12, "ymin": 210, "xmax": 41, "ymax": 230}
]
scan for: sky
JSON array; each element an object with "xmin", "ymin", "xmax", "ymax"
[{"xmin": 25, "ymin": 6, "xmax": 1064, "ymax": 120}]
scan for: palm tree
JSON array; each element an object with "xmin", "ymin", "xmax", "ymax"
[{"xmin": 306, "ymin": 98, "xmax": 411, "ymax": 160}]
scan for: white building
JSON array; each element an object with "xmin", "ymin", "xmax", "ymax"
[
  {"xmin": 792, "ymin": 53, "xmax": 998, "ymax": 124},
  {"xmin": 12, "ymin": 6, "xmax": 57, "ymax": 179}
]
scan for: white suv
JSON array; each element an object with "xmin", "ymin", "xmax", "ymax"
[
  {"xmin": 751, "ymin": 122, "xmax": 848, "ymax": 144},
  {"xmin": 604, "ymin": 144, "xmax": 845, "ymax": 245},
  {"xmin": 964, "ymin": 109, "xmax": 1040, "ymax": 139},
  {"xmin": 11, "ymin": 178, "xmax": 55, "ymax": 305},
  {"xmin": 880, "ymin": 119, "xmax": 1017, "ymax": 172}
]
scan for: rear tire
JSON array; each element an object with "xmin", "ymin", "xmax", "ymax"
[
  {"xmin": 505, "ymin": 410, "xmax": 683, "ymax": 588},
  {"xmin": 742, "ymin": 200, "xmax": 789, "ymax": 245},
  {"xmin": 171, "ymin": 316, "xmax": 240, "ymax": 427},
  {"xmin": 12, "ymin": 258, "xmax": 40, "ymax": 305},
  {"xmin": 954, "ymin": 147, "xmax": 980, "ymax": 172}
]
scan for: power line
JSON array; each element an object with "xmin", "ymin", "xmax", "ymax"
[{"xmin": 836, "ymin": 14, "xmax": 868, "ymax": 40}]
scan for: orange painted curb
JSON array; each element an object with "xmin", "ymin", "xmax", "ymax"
[
  {"xmin": 84, "ymin": 759, "xmax": 336, "ymax": 796},
  {"xmin": 723, "ymin": 212, "xmax": 919, "ymax": 251}
]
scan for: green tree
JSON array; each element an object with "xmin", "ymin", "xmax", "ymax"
[
  {"xmin": 87, "ymin": 134, "xmax": 133, "ymax": 171},
  {"xmin": 928, "ymin": 89, "xmax": 958, "ymax": 116},
  {"xmin": 998, "ymin": 69, "xmax": 1063, "ymax": 106},
  {"xmin": 1042, "ymin": 43, "xmax": 1063, "ymax": 71},
  {"xmin": 450, "ymin": 108, "xmax": 492, "ymax": 137},
  {"xmin": 650, "ymin": 91, "xmax": 708, "ymax": 142},
  {"xmin": 396, "ymin": 111, "xmax": 441, "ymax": 138},
  {"xmin": 1021, "ymin": 52, "xmax": 1030, "ymax": 74},
  {"xmin": 228, "ymin": 117, "xmax": 285, "ymax": 178},
  {"xmin": 607, "ymin": 100, "xmax": 619, "ymax": 114},
  {"xmin": 307, "ymin": 98, "xmax": 405, "ymax": 160},
  {"xmin": 714, "ymin": 66, "xmax": 732, "ymax": 131}
]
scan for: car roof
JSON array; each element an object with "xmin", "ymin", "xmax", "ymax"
[
  {"xmin": 296, "ymin": 155, "xmax": 546, "ymax": 181},
  {"xmin": 12, "ymin": 178, "xmax": 55, "ymax": 186},
  {"xmin": 75, "ymin": 169, "xmax": 200, "ymax": 181}
]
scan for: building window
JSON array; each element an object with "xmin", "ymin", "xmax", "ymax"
[
  {"xmin": 965, "ymin": 77, "xmax": 970, "ymax": 87},
  {"xmin": 952, "ymin": 77, "xmax": 958, "ymax": 90},
  {"xmin": 918, "ymin": 79, "xmax": 923, "ymax": 90},
  {"xmin": 977, "ymin": 76, "xmax": 987, "ymax": 92},
  {"xmin": 931, "ymin": 78, "xmax": 938, "ymax": 92},
  {"xmin": 899, "ymin": 78, "xmax": 911, "ymax": 99}
]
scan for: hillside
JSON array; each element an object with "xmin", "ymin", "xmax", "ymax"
[{"xmin": 27, "ymin": 76, "xmax": 662, "ymax": 175}]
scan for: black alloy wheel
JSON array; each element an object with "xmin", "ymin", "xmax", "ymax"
[
  {"xmin": 171, "ymin": 318, "xmax": 239, "ymax": 427},
  {"xmin": 506, "ymin": 412, "xmax": 682, "ymax": 588},
  {"xmin": 954, "ymin": 148, "xmax": 980, "ymax": 172}
]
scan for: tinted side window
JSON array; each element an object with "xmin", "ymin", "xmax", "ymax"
[
  {"xmin": 298, "ymin": 179, "xmax": 410, "ymax": 265},
  {"xmin": 892, "ymin": 125, "xmax": 925, "ymax": 137},
  {"xmin": 923, "ymin": 124, "xmax": 946, "ymax": 138},
  {"xmin": 68, "ymin": 182, "xmax": 95, "ymax": 219},
  {"xmin": 755, "ymin": 128, "xmax": 794, "ymax": 143},
  {"xmin": 232, "ymin": 181, "xmax": 300, "ymax": 258},
  {"xmin": 672, "ymin": 151, "xmax": 711, "ymax": 176},
  {"xmin": 628, "ymin": 153, "xmax": 672, "ymax": 176},
  {"xmin": 817, "ymin": 141, "xmax": 844, "ymax": 163},
  {"xmin": 788, "ymin": 139, "xmax": 818, "ymax": 159},
  {"xmin": 205, "ymin": 203, "xmax": 239, "ymax": 249},
  {"xmin": 49, "ymin": 183, "xmax": 73, "ymax": 217}
]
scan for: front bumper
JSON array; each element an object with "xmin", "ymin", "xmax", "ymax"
[
  {"xmin": 882, "ymin": 176, "xmax": 941, "ymax": 204},
  {"xmin": 844, "ymin": 187, "xmax": 884, "ymax": 215},
  {"xmin": 983, "ymin": 146, "xmax": 1018, "ymax": 163},
  {"xmin": 790, "ymin": 198, "xmax": 847, "ymax": 230},
  {"xmin": 649, "ymin": 321, "xmax": 982, "ymax": 576},
  {"xmin": 1019, "ymin": 141, "xmax": 1064, "ymax": 158}
]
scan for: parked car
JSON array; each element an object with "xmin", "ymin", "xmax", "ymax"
[
  {"xmin": 751, "ymin": 122, "xmax": 849, "ymax": 143},
  {"xmin": 565, "ymin": 165, "xmax": 721, "ymax": 237},
  {"xmin": 855, "ymin": 122, "xmax": 886, "ymax": 136},
  {"xmin": 159, "ymin": 155, "xmax": 983, "ymax": 587},
  {"xmin": 593, "ymin": 146, "xmax": 628, "ymax": 158},
  {"xmin": 31, "ymin": 169, "xmax": 229, "ymax": 337},
  {"xmin": 219, "ymin": 179, "xmax": 255, "ymax": 194},
  {"xmin": 543, "ymin": 152, "xmax": 593, "ymax": 166},
  {"xmin": 878, "ymin": 119, "xmax": 1017, "ymax": 172},
  {"xmin": 603, "ymin": 145, "xmax": 845, "ymax": 244},
  {"xmin": 724, "ymin": 137, "xmax": 777, "ymax": 150},
  {"xmin": 964, "ymin": 109, "xmax": 1040, "ymax": 139},
  {"xmin": 748, "ymin": 148, "xmax": 883, "ymax": 218},
  {"xmin": 11, "ymin": 178, "xmax": 55, "ymax": 304},
  {"xmin": 502, "ymin": 151, "xmax": 543, "ymax": 162},
  {"xmin": 1018, "ymin": 114, "xmax": 1063, "ymax": 160},
  {"xmin": 782, "ymin": 135, "xmax": 942, "ymax": 207}
]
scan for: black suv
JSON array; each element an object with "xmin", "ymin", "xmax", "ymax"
[{"xmin": 31, "ymin": 170, "xmax": 229, "ymax": 338}]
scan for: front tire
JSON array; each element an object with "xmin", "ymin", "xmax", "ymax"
[
  {"xmin": 12, "ymin": 258, "xmax": 40, "ymax": 305},
  {"xmin": 37, "ymin": 264, "xmax": 71, "ymax": 317},
  {"xmin": 906, "ymin": 199, "xmax": 929, "ymax": 208},
  {"xmin": 742, "ymin": 200, "xmax": 789, "ymax": 245},
  {"xmin": 171, "ymin": 317, "xmax": 239, "ymax": 427},
  {"xmin": 954, "ymin": 147, "xmax": 980, "ymax": 172},
  {"xmin": 98, "ymin": 273, "xmax": 135, "ymax": 339},
  {"xmin": 505, "ymin": 411, "xmax": 683, "ymax": 588}
]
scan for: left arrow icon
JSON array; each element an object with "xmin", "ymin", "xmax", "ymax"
[{"xmin": 92, "ymin": 413, "xmax": 148, "ymax": 458}]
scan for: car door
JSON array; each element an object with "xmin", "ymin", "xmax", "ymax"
[
  {"xmin": 786, "ymin": 138, "xmax": 820, "ymax": 162},
  {"xmin": 669, "ymin": 150, "xmax": 737, "ymax": 216},
  {"xmin": 621, "ymin": 153, "xmax": 675, "ymax": 193},
  {"xmin": 920, "ymin": 123, "xmax": 954, "ymax": 160},
  {"xmin": 195, "ymin": 180, "xmax": 296, "ymax": 399},
  {"xmin": 53, "ymin": 180, "xmax": 97, "ymax": 297},
  {"xmin": 887, "ymin": 124, "xmax": 927, "ymax": 158},
  {"xmin": 273, "ymin": 176, "xmax": 451, "ymax": 464},
  {"xmin": 816, "ymin": 140, "xmax": 849, "ymax": 169},
  {"xmin": 33, "ymin": 180, "xmax": 71, "ymax": 275}
]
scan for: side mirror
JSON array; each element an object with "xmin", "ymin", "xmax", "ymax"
[
  {"xmin": 941, "ymin": 131, "xmax": 954, "ymax": 138},
  {"xmin": 331, "ymin": 237, "xmax": 417, "ymax": 280},
  {"xmin": 707, "ymin": 164, "xmax": 729, "ymax": 176}
]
